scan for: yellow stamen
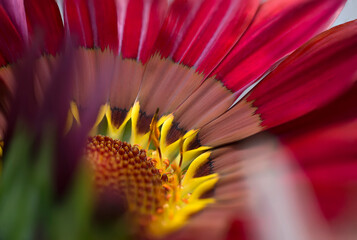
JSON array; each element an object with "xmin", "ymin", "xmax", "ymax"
[{"xmin": 78, "ymin": 101, "xmax": 218, "ymax": 236}]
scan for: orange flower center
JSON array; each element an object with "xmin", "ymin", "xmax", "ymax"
[
  {"xmin": 82, "ymin": 102, "xmax": 217, "ymax": 236},
  {"xmin": 85, "ymin": 135, "xmax": 168, "ymax": 219}
]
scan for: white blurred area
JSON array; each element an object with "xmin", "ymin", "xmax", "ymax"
[
  {"xmin": 240, "ymin": 141, "xmax": 330, "ymax": 240},
  {"xmin": 244, "ymin": 0, "xmax": 357, "ymax": 27},
  {"xmin": 236, "ymin": 137, "xmax": 357, "ymax": 240},
  {"xmin": 333, "ymin": 0, "xmax": 357, "ymax": 26}
]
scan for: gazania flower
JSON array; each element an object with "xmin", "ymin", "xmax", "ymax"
[{"xmin": 0, "ymin": 0, "xmax": 356, "ymax": 239}]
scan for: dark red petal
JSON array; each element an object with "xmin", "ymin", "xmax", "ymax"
[
  {"xmin": 0, "ymin": 6, "xmax": 24, "ymax": 63},
  {"xmin": 213, "ymin": 0, "xmax": 346, "ymax": 93},
  {"xmin": 6, "ymin": 53, "xmax": 39, "ymax": 138},
  {"xmin": 0, "ymin": 74, "xmax": 10, "ymax": 118},
  {"xmin": 287, "ymin": 120, "xmax": 357, "ymax": 184},
  {"xmin": 0, "ymin": 54, "xmax": 5, "ymax": 66},
  {"xmin": 154, "ymin": 0, "xmax": 259, "ymax": 75},
  {"xmin": 90, "ymin": 0, "xmax": 118, "ymax": 51},
  {"xmin": 273, "ymin": 84, "xmax": 357, "ymax": 167},
  {"xmin": 0, "ymin": 111, "xmax": 5, "ymax": 138},
  {"xmin": 0, "ymin": 0, "xmax": 28, "ymax": 41},
  {"xmin": 24, "ymin": 0, "xmax": 64, "ymax": 55},
  {"xmin": 285, "ymin": 124, "xmax": 357, "ymax": 176},
  {"xmin": 225, "ymin": 219, "xmax": 250, "ymax": 240},
  {"xmin": 46, "ymin": 49, "xmax": 111, "ymax": 198},
  {"xmin": 64, "ymin": 0, "xmax": 94, "ymax": 47},
  {"xmin": 271, "ymin": 83, "xmax": 357, "ymax": 220},
  {"xmin": 246, "ymin": 20, "xmax": 357, "ymax": 129}
]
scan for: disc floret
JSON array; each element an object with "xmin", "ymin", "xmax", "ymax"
[{"xmin": 85, "ymin": 102, "xmax": 218, "ymax": 236}]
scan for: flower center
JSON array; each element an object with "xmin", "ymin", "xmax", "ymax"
[
  {"xmin": 80, "ymin": 102, "xmax": 218, "ymax": 236},
  {"xmin": 86, "ymin": 135, "xmax": 167, "ymax": 217}
]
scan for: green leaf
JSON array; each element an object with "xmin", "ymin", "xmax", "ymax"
[
  {"xmin": 49, "ymin": 164, "xmax": 93, "ymax": 240},
  {"xmin": 0, "ymin": 125, "xmax": 54, "ymax": 240}
]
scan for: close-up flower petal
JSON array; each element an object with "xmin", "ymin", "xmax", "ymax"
[
  {"xmin": 0, "ymin": 5, "xmax": 24, "ymax": 63},
  {"xmin": 0, "ymin": 0, "xmax": 356, "ymax": 239},
  {"xmin": 213, "ymin": 0, "xmax": 347, "ymax": 93},
  {"xmin": 199, "ymin": 19, "xmax": 357, "ymax": 146},
  {"xmin": 24, "ymin": 0, "xmax": 64, "ymax": 54}
]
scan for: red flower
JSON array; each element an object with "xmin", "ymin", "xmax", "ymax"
[{"xmin": 0, "ymin": 0, "xmax": 356, "ymax": 239}]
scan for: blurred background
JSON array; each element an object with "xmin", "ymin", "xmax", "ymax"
[{"xmin": 333, "ymin": 0, "xmax": 357, "ymax": 26}]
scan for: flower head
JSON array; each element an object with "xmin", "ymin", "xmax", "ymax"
[{"xmin": 0, "ymin": 0, "xmax": 356, "ymax": 239}]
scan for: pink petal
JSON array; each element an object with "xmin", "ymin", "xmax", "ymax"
[
  {"xmin": 170, "ymin": 207, "xmax": 244, "ymax": 240},
  {"xmin": 24, "ymin": 0, "xmax": 64, "ymax": 55},
  {"xmin": 173, "ymin": 77, "xmax": 235, "ymax": 130},
  {"xmin": 136, "ymin": 55, "xmax": 202, "ymax": 115},
  {"xmin": 64, "ymin": 0, "xmax": 94, "ymax": 47},
  {"xmin": 0, "ymin": 0, "xmax": 28, "ymax": 41},
  {"xmin": 213, "ymin": 0, "xmax": 346, "ymax": 93},
  {"xmin": 246, "ymin": 20, "xmax": 357, "ymax": 129},
  {"xmin": 199, "ymin": 100, "xmax": 263, "ymax": 146},
  {"xmin": 109, "ymin": 56, "xmax": 144, "ymax": 111},
  {"xmin": 154, "ymin": 0, "xmax": 259, "ymax": 75},
  {"xmin": 0, "ymin": 6, "xmax": 24, "ymax": 63}
]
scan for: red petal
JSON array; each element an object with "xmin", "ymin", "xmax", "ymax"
[
  {"xmin": 213, "ymin": 0, "xmax": 346, "ymax": 93},
  {"xmin": 64, "ymin": 0, "xmax": 94, "ymax": 47},
  {"xmin": 120, "ymin": 0, "xmax": 167, "ymax": 62},
  {"xmin": 154, "ymin": 0, "xmax": 259, "ymax": 75},
  {"xmin": 272, "ymin": 83, "xmax": 357, "ymax": 220},
  {"xmin": 0, "ymin": 0, "xmax": 28, "ymax": 41},
  {"xmin": 246, "ymin": 20, "xmax": 357, "ymax": 129},
  {"xmin": 199, "ymin": 20, "xmax": 357, "ymax": 147},
  {"xmin": 274, "ymin": 83, "xmax": 357, "ymax": 168},
  {"xmin": 90, "ymin": 0, "xmax": 118, "ymax": 51},
  {"xmin": 303, "ymin": 163, "xmax": 357, "ymax": 220},
  {"xmin": 24, "ymin": 0, "xmax": 64, "ymax": 55},
  {"xmin": 0, "ymin": 6, "xmax": 24, "ymax": 63},
  {"xmin": 287, "ymin": 120, "xmax": 357, "ymax": 183},
  {"xmin": 64, "ymin": 0, "xmax": 122, "ymax": 51}
]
